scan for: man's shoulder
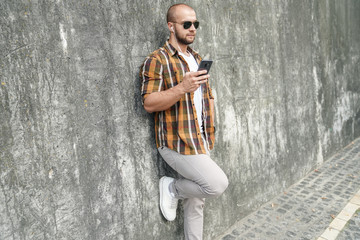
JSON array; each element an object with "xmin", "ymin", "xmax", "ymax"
[
  {"xmin": 146, "ymin": 41, "xmax": 177, "ymax": 59},
  {"xmin": 141, "ymin": 50, "xmax": 168, "ymax": 68},
  {"xmin": 140, "ymin": 46, "xmax": 171, "ymax": 72}
]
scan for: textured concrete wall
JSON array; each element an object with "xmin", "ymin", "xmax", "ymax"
[{"xmin": 1, "ymin": 0, "xmax": 359, "ymax": 239}]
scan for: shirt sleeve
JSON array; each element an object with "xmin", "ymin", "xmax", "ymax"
[
  {"xmin": 208, "ymin": 83, "xmax": 215, "ymax": 99},
  {"xmin": 139, "ymin": 56, "xmax": 164, "ymax": 104}
]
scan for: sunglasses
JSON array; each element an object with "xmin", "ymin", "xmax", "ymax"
[{"xmin": 174, "ymin": 21, "xmax": 200, "ymax": 29}]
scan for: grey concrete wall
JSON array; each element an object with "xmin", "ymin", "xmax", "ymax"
[{"xmin": 1, "ymin": 0, "xmax": 359, "ymax": 239}]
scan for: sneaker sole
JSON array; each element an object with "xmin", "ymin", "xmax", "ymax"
[{"xmin": 159, "ymin": 177, "xmax": 174, "ymax": 221}]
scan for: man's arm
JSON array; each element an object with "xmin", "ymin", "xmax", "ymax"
[
  {"xmin": 143, "ymin": 85, "xmax": 184, "ymax": 113},
  {"xmin": 144, "ymin": 70, "xmax": 209, "ymax": 113}
]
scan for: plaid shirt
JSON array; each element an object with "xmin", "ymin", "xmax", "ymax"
[{"xmin": 140, "ymin": 41, "xmax": 215, "ymax": 155}]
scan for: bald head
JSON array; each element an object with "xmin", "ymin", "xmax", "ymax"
[{"xmin": 167, "ymin": 4, "xmax": 195, "ymax": 23}]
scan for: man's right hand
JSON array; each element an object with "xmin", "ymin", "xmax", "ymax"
[{"xmin": 180, "ymin": 70, "xmax": 210, "ymax": 93}]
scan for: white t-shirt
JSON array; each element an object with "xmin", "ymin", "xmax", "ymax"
[{"xmin": 179, "ymin": 51, "xmax": 203, "ymax": 132}]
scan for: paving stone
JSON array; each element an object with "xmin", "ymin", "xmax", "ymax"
[
  {"xmin": 255, "ymin": 209, "xmax": 268, "ymax": 217},
  {"xmin": 350, "ymin": 195, "xmax": 360, "ymax": 205},
  {"xmin": 282, "ymin": 204, "xmax": 293, "ymax": 210},
  {"xmin": 222, "ymin": 235, "xmax": 237, "ymax": 240},
  {"xmin": 276, "ymin": 208, "xmax": 287, "ymax": 214},
  {"xmin": 253, "ymin": 227, "xmax": 262, "ymax": 234},
  {"xmin": 246, "ymin": 218, "xmax": 256, "ymax": 225},
  {"xmin": 286, "ymin": 231, "xmax": 297, "ymax": 238},
  {"xmin": 231, "ymin": 229, "xmax": 241, "ymax": 236},
  {"xmin": 320, "ymin": 227, "xmax": 340, "ymax": 240},
  {"xmin": 329, "ymin": 217, "xmax": 347, "ymax": 230},
  {"xmin": 337, "ymin": 209, "xmax": 354, "ymax": 221},
  {"xmin": 300, "ymin": 215, "xmax": 314, "ymax": 223},
  {"xmin": 244, "ymin": 232, "xmax": 256, "ymax": 238},
  {"xmin": 344, "ymin": 202, "xmax": 359, "ymax": 213},
  {"xmin": 265, "ymin": 230, "xmax": 276, "ymax": 237}
]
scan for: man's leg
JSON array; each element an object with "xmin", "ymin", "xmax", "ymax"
[
  {"xmin": 183, "ymin": 198, "xmax": 205, "ymax": 240},
  {"xmin": 159, "ymin": 147, "xmax": 228, "ymax": 199},
  {"xmin": 158, "ymin": 147, "xmax": 228, "ymax": 240}
]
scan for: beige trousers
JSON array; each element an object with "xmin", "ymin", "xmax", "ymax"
[{"xmin": 158, "ymin": 146, "xmax": 229, "ymax": 240}]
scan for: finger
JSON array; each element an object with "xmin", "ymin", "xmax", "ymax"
[
  {"xmin": 188, "ymin": 71, "xmax": 202, "ymax": 76},
  {"xmin": 195, "ymin": 70, "xmax": 208, "ymax": 76},
  {"xmin": 184, "ymin": 72, "xmax": 195, "ymax": 78},
  {"xmin": 194, "ymin": 80, "xmax": 207, "ymax": 86},
  {"xmin": 195, "ymin": 74, "xmax": 210, "ymax": 81}
]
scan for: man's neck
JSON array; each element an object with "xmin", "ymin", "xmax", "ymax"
[{"xmin": 169, "ymin": 38, "xmax": 189, "ymax": 56}]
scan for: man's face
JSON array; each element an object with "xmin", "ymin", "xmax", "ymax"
[{"xmin": 173, "ymin": 7, "xmax": 197, "ymax": 45}]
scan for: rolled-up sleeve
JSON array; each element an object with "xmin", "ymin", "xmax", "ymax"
[{"xmin": 140, "ymin": 56, "xmax": 164, "ymax": 104}]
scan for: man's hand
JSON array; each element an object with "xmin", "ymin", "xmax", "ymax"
[{"xmin": 180, "ymin": 70, "xmax": 210, "ymax": 93}]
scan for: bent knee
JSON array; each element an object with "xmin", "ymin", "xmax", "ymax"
[{"xmin": 206, "ymin": 174, "xmax": 229, "ymax": 197}]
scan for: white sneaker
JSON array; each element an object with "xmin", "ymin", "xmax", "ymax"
[{"xmin": 159, "ymin": 176, "xmax": 178, "ymax": 221}]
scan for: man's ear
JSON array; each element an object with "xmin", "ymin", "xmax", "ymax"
[{"xmin": 168, "ymin": 22, "xmax": 175, "ymax": 33}]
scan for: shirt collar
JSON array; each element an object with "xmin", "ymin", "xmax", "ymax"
[{"xmin": 164, "ymin": 41, "xmax": 200, "ymax": 59}]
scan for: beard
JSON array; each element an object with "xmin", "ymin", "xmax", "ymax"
[{"xmin": 175, "ymin": 32, "xmax": 195, "ymax": 45}]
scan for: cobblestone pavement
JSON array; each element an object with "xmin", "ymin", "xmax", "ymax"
[{"xmin": 217, "ymin": 137, "xmax": 360, "ymax": 240}]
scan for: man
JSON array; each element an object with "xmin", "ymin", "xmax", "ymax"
[{"xmin": 140, "ymin": 4, "xmax": 228, "ymax": 240}]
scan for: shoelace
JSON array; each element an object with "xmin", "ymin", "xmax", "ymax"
[{"xmin": 169, "ymin": 194, "xmax": 178, "ymax": 209}]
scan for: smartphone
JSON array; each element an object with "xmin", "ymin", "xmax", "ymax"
[{"xmin": 198, "ymin": 60, "xmax": 213, "ymax": 75}]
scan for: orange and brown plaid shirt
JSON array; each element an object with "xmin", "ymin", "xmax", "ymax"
[{"xmin": 140, "ymin": 41, "xmax": 215, "ymax": 155}]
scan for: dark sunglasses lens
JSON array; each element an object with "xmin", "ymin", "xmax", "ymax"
[
  {"xmin": 193, "ymin": 21, "xmax": 199, "ymax": 29},
  {"xmin": 183, "ymin": 22, "xmax": 192, "ymax": 29}
]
